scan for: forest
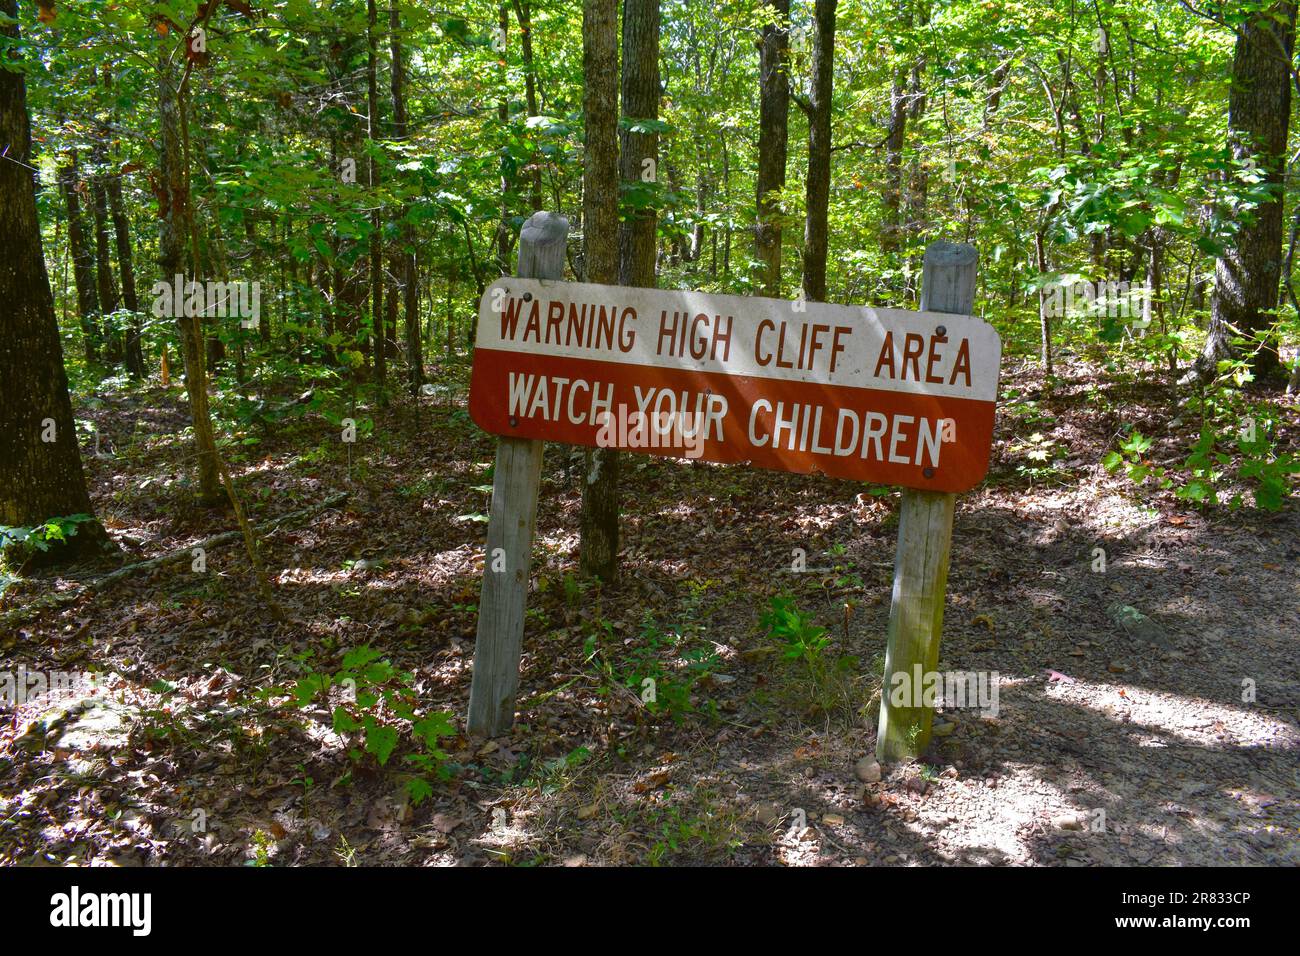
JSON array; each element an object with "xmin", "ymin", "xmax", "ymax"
[{"xmin": 0, "ymin": 0, "xmax": 1297, "ymax": 874}]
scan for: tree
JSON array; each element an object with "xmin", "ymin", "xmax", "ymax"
[
  {"xmin": 157, "ymin": 15, "xmax": 222, "ymax": 506},
  {"xmin": 1193, "ymin": 0, "xmax": 1297, "ymax": 383},
  {"xmin": 58, "ymin": 150, "xmax": 101, "ymax": 365},
  {"xmin": 755, "ymin": 0, "xmax": 790, "ymax": 295},
  {"xmin": 367, "ymin": 0, "xmax": 385, "ymax": 389},
  {"xmin": 578, "ymin": 0, "xmax": 622, "ymax": 580},
  {"xmin": 106, "ymin": 172, "xmax": 145, "ymax": 377},
  {"xmin": 390, "ymin": 1, "xmax": 423, "ymax": 395},
  {"xmin": 800, "ymin": 0, "xmax": 836, "ymax": 302},
  {"xmin": 0, "ymin": 0, "xmax": 113, "ymax": 565}
]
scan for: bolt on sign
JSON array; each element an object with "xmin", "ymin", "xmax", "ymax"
[{"xmin": 469, "ymin": 278, "xmax": 1001, "ymax": 493}]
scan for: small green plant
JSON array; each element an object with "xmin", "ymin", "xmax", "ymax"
[
  {"xmin": 334, "ymin": 835, "xmax": 360, "ymax": 867},
  {"xmin": 274, "ymin": 646, "xmax": 457, "ymax": 805},
  {"xmin": 0, "ymin": 513, "xmax": 97, "ymax": 566},
  {"xmin": 1103, "ymin": 429, "xmax": 1173, "ymax": 490},
  {"xmin": 761, "ymin": 594, "xmax": 830, "ymax": 670},
  {"xmin": 584, "ymin": 612, "xmax": 718, "ymax": 722},
  {"xmin": 246, "ymin": 829, "xmax": 275, "ymax": 867},
  {"xmin": 1011, "ymin": 431, "xmax": 1068, "ymax": 484},
  {"xmin": 760, "ymin": 594, "xmax": 862, "ymax": 719},
  {"xmin": 1169, "ymin": 354, "xmax": 1298, "ymax": 510}
]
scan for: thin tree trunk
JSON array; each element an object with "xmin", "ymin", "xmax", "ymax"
[
  {"xmin": 578, "ymin": 0, "xmax": 623, "ymax": 581},
  {"xmin": 106, "ymin": 174, "xmax": 145, "ymax": 377},
  {"xmin": 89, "ymin": 142, "xmax": 121, "ymax": 365},
  {"xmin": 158, "ymin": 44, "xmax": 222, "ymax": 505},
  {"xmin": 881, "ymin": 7, "xmax": 911, "ymax": 274},
  {"xmin": 801, "ymin": 0, "xmax": 836, "ymax": 302},
  {"xmin": 367, "ymin": 0, "xmax": 386, "ymax": 389},
  {"xmin": 390, "ymin": 2, "xmax": 424, "ymax": 394},
  {"xmin": 513, "ymin": 0, "xmax": 544, "ymax": 211},
  {"xmin": 59, "ymin": 153, "xmax": 101, "ymax": 366},
  {"xmin": 755, "ymin": 0, "xmax": 790, "ymax": 295}
]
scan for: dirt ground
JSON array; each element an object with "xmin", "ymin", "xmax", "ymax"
[{"xmin": 2, "ymin": 357, "xmax": 1297, "ymax": 866}]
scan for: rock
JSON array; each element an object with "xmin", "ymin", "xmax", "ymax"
[
  {"xmin": 576, "ymin": 804, "xmax": 599, "ymax": 821},
  {"xmin": 755, "ymin": 803, "xmax": 782, "ymax": 827},
  {"xmin": 932, "ymin": 720, "xmax": 955, "ymax": 737},
  {"xmin": 1107, "ymin": 662, "xmax": 1127, "ymax": 673},
  {"xmin": 855, "ymin": 756, "xmax": 882, "ymax": 783},
  {"xmin": 1053, "ymin": 814, "xmax": 1085, "ymax": 830},
  {"xmin": 1108, "ymin": 603, "xmax": 1172, "ymax": 649},
  {"xmin": 822, "ymin": 813, "xmax": 846, "ymax": 826},
  {"xmin": 906, "ymin": 776, "xmax": 928, "ymax": 795}
]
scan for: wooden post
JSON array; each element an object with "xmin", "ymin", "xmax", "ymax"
[
  {"xmin": 876, "ymin": 242, "xmax": 978, "ymax": 762},
  {"xmin": 466, "ymin": 211, "xmax": 569, "ymax": 737}
]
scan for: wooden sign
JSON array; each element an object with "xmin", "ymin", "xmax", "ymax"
[
  {"xmin": 469, "ymin": 279, "xmax": 1001, "ymax": 493},
  {"xmin": 467, "ymin": 212, "xmax": 987, "ymax": 766}
]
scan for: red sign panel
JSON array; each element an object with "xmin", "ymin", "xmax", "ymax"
[{"xmin": 469, "ymin": 279, "xmax": 1001, "ymax": 493}]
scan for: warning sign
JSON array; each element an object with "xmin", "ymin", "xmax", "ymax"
[{"xmin": 469, "ymin": 278, "xmax": 1001, "ymax": 493}]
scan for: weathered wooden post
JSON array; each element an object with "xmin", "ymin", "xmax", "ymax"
[
  {"xmin": 876, "ymin": 242, "xmax": 978, "ymax": 762},
  {"xmin": 466, "ymin": 211, "xmax": 569, "ymax": 737}
]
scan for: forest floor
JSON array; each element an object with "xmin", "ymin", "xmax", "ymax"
[{"xmin": 2, "ymin": 356, "xmax": 1298, "ymax": 867}]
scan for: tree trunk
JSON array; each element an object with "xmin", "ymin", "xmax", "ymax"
[
  {"xmin": 495, "ymin": 5, "xmax": 513, "ymax": 275},
  {"xmin": 801, "ymin": 0, "xmax": 836, "ymax": 302},
  {"xmin": 904, "ymin": 39, "xmax": 928, "ymax": 304},
  {"xmin": 59, "ymin": 153, "xmax": 101, "ymax": 366},
  {"xmin": 578, "ymin": 0, "xmax": 623, "ymax": 581},
  {"xmin": 1194, "ymin": 0, "xmax": 1297, "ymax": 383},
  {"xmin": 881, "ymin": 8, "xmax": 911, "ymax": 274},
  {"xmin": 367, "ymin": 0, "xmax": 386, "ymax": 389},
  {"xmin": 89, "ymin": 141, "xmax": 121, "ymax": 365},
  {"xmin": 106, "ymin": 174, "xmax": 145, "ymax": 377},
  {"xmin": 755, "ymin": 0, "xmax": 790, "ymax": 295},
  {"xmin": 513, "ymin": 0, "xmax": 544, "ymax": 211},
  {"xmin": 0, "ymin": 0, "xmax": 114, "ymax": 565},
  {"xmin": 158, "ymin": 47, "xmax": 222, "ymax": 506},
  {"xmin": 390, "ymin": 3, "xmax": 424, "ymax": 394}
]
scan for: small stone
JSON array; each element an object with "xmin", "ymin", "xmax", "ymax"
[
  {"xmin": 1053, "ymin": 814, "xmax": 1084, "ymax": 831},
  {"xmin": 932, "ymin": 721, "xmax": 955, "ymax": 737},
  {"xmin": 576, "ymin": 804, "xmax": 599, "ymax": 821},
  {"xmin": 855, "ymin": 756, "xmax": 882, "ymax": 783},
  {"xmin": 822, "ymin": 813, "xmax": 846, "ymax": 826},
  {"xmin": 1107, "ymin": 662, "xmax": 1127, "ymax": 673},
  {"xmin": 755, "ymin": 803, "xmax": 782, "ymax": 827}
]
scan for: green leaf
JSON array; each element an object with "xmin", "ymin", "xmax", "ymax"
[
  {"xmin": 406, "ymin": 777, "xmax": 434, "ymax": 806},
  {"xmin": 364, "ymin": 724, "xmax": 399, "ymax": 765},
  {"xmin": 332, "ymin": 707, "xmax": 360, "ymax": 733}
]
